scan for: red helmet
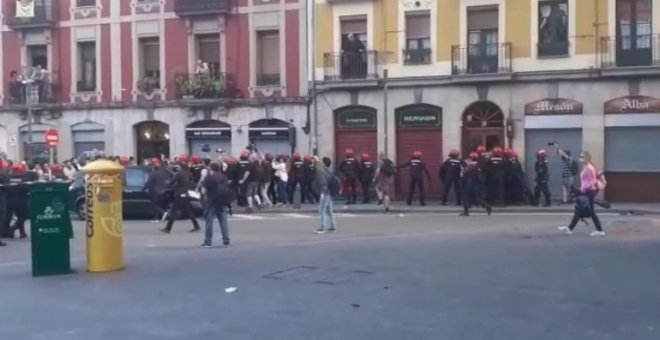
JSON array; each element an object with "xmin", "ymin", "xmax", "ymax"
[
  {"xmin": 292, "ymin": 152, "xmax": 301, "ymax": 160},
  {"xmin": 12, "ymin": 163, "xmax": 26, "ymax": 174},
  {"xmin": 190, "ymin": 155, "xmax": 202, "ymax": 164},
  {"xmin": 226, "ymin": 157, "xmax": 237, "ymax": 165},
  {"xmin": 412, "ymin": 151, "xmax": 422, "ymax": 158},
  {"xmin": 119, "ymin": 156, "xmax": 130, "ymax": 165},
  {"xmin": 492, "ymin": 146, "xmax": 503, "ymax": 156},
  {"xmin": 239, "ymin": 151, "xmax": 249, "ymax": 160},
  {"xmin": 345, "ymin": 148, "xmax": 354, "ymax": 156},
  {"xmin": 503, "ymin": 148, "xmax": 513, "ymax": 156},
  {"xmin": 537, "ymin": 149, "xmax": 547, "ymax": 156},
  {"xmin": 0, "ymin": 160, "xmax": 8, "ymax": 169},
  {"xmin": 476, "ymin": 145, "xmax": 486, "ymax": 154},
  {"xmin": 303, "ymin": 155, "xmax": 312, "ymax": 162},
  {"xmin": 151, "ymin": 157, "xmax": 161, "ymax": 164},
  {"xmin": 449, "ymin": 149, "xmax": 460, "ymax": 157},
  {"xmin": 468, "ymin": 152, "xmax": 479, "ymax": 161},
  {"xmin": 50, "ymin": 164, "xmax": 63, "ymax": 173},
  {"xmin": 178, "ymin": 154, "xmax": 190, "ymax": 163},
  {"xmin": 361, "ymin": 153, "xmax": 370, "ymax": 161}
]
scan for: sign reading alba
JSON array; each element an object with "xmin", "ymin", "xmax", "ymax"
[
  {"xmin": 398, "ymin": 105, "xmax": 442, "ymax": 127},
  {"xmin": 336, "ymin": 107, "xmax": 376, "ymax": 129},
  {"xmin": 604, "ymin": 95, "xmax": 660, "ymax": 114},
  {"xmin": 524, "ymin": 98, "xmax": 583, "ymax": 115}
]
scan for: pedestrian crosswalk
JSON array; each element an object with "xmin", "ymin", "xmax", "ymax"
[{"xmin": 230, "ymin": 213, "xmax": 359, "ymax": 221}]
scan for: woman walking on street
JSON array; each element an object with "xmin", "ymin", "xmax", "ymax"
[{"xmin": 559, "ymin": 151, "xmax": 606, "ymax": 236}]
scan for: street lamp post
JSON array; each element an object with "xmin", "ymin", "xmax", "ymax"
[{"xmin": 20, "ymin": 67, "xmax": 39, "ymax": 162}]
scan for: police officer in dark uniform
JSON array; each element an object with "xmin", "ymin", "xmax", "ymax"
[
  {"xmin": 7, "ymin": 163, "xmax": 38, "ymax": 239},
  {"xmin": 534, "ymin": 149, "xmax": 551, "ymax": 206},
  {"xmin": 439, "ymin": 149, "xmax": 462, "ymax": 206},
  {"xmin": 358, "ymin": 153, "xmax": 375, "ymax": 203},
  {"xmin": 503, "ymin": 148, "xmax": 525, "ymax": 205},
  {"xmin": 400, "ymin": 151, "xmax": 431, "ymax": 206},
  {"xmin": 225, "ymin": 157, "xmax": 240, "ymax": 202},
  {"xmin": 237, "ymin": 151, "xmax": 251, "ymax": 207},
  {"xmin": 486, "ymin": 146, "xmax": 506, "ymax": 206},
  {"xmin": 303, "ymin": 155, "xmax": 318, "ymax": 204},
  {"xmin": 160, "ymin": 158, "xmax": 201, "ymax": 233},
  {"xmin": 461, "ymin": 152, "xmax": 492, "ymax": 216},
  {"xmin": 288, "ymin": 152, "xmax": 306, "ymax": 203},
  {"xmin": 0, "ymin": 160, "xmax": 9, "ymax": 245},
  {"xmin": 338, "ymin": 149, "xmax": 359, "ymax": 204},
  {"xmin": 143, "ymin": 158, "xmax": 174, "ymax": 221}
]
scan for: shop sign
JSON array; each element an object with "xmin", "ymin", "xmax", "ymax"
[
  {"xmin": 185, "ymin": 128, "xmax": 231, "ymax": 139},
  {"xmin": 604, "ymin": 95, "xmax": 660, "ymax": 114},
  {"xmin": 336, "ymin": 108, "xmax": 376, "ymax": 129},
  {"xmin": 524, "ymin": 98, "xmax": 583, "ymax": 115},
  {"xmin": 248, "ymin": 128, "xmax": 290, "ymax": 139},
  {"xmin": 397, "ymin": 106, "xmax": 442, "ymax": 127}
]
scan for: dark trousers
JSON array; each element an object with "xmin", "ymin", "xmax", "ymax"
[
  {"xmin": 236, "ymin": 183, "xmax": 246, "ymax": 207},
  {"xmin": 505, "ymin": 177, "xmax": 524, "ymax": 205},
  {"xmin": 462, "ymin": 183, "xmax": 490, "ymax": 214},
  {"xmin": 534, "ymin": 180, "xmax": 551, "ymax": 205},
  {"xmin": 289, "ymin": 178, "xmax": 304, "ymax": 204},
  {"xmin": 441, "ymin": 178, "xmax": 461, "ymax": 205},
  {"xmin": 268, "ymin": 180, "xmax": 277, "ymax": 204},
  {"xmin": 344, "ymin": 178, "xmax": 357, "ymax": 204},
  {"xmin": 150, "ymin": 193, "xmax": 168, "ymax": 219},
  {"xmin": 490, "ymin": 176, "xmax": 505, "ymax": 206},
  {"xmin": 0, "ymin": 193, "xmax": 8, "ymax": 237},
  {"xmin": 361, "ymin": 178, "xmax": 372, "ymax": 203},
  {"xmin": 164, "ymin": 196, "xmax": 200, "ymax": 232},
  {"xmin": 407, "ymin": 177, "xmax": 425, "ymax": 205},
  {"xmin": 304, "ymin": 180, "xmax": 318, "ymax": 203},
  {"xmin": 568, "ymin": 191, "xmax": 603, "ymax": 232},
  {"xmin": 6, "ymin": 200, "xmax": 29, "ymax": 238}
]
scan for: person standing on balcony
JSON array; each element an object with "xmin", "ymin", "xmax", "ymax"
[
  {"xmin": 342, "ymin": 33, "xmax": 366, "ymax": 79},
  {"xmin": 195, "ymin": 60, "xmax": 210, "ymax": 79}
]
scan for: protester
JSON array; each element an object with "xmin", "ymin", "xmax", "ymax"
[
  {"xmin": 201, "ymin": 163, "xmax": 232, "ymax": 247},
  {"xmin": 159, "ymin": 158, "xmax": 201, "ymax": 234},
  {"xmin": 315, "ymin": 157, "xmax": 340, "ymax": 234}
]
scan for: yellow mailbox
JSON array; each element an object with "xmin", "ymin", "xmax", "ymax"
[{"xmin": 82, "ymin": 159, "xmax": 125, "ymax": 272}]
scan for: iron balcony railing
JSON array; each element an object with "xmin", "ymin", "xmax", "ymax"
[
  {"xmin": 600, "ymin": 35, "xmax": 660, "ymax": 68},
  {"xmin": 7, "ymin": 70, "xmax": 60, "ymax": 105},
  {"xmin": 174, "ymin": 72, "xmax": 234, "ymax": 99},
  {"xmin": 323, "ymin": 50, "xmax": 379, "ymax": 81},
  {"xmin": 6, "ymin": 0, "xmax": 57, "ymax": 29},
  {"xmin": 537, "ymin": 41, "xmax": 569, "ymax": 57},
  {"xmin": 451, "ymin": 42, "xmax": 512, "ymax": 75},
  {"xmin": 256, "ymin": 74, "xmax": 281, "ymax": 87},
  {"xmin": 402, "ymin": 48, "xmax": 432, "ymax": 65},
  {"xmin": 174, "ymin": 0, "xmax": 231, "ymax": 15}
]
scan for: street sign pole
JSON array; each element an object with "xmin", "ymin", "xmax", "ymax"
[{"xmin": 49, "ymin": 147, "xmax": 54, "ymax": 164}]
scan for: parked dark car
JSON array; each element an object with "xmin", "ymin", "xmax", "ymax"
[{"xmin": 69, "ymin": 165, "xmax": 203, "ymax": 220}]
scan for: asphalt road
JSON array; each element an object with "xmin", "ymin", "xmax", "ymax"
[{"xmin": 1, "ymin": 212, "xmax": 659, "ymax": 340}]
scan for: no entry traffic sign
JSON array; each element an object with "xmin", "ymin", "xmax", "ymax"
[{"xmin": 44, "ymin": 129, "xmax": 59, "ymax": 147}]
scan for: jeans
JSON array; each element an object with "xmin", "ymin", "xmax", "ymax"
[
  {"xmin": 318, "ymin": 193, "xmax": 336, "ymax": 230},
  {"xmin": 277, "ymin": 180, "xmax": 288, "ymax": 204},
  {"xmin": 204, "ymin": 205, "xmax": 230, "ymax": 245}
]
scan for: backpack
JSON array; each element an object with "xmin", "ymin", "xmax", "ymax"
[
  {"xmin": 326, "ymin": 172, "xmax": 341, "ymax": 196},
  {"xmin": 575, "ymin": 195, "xmax": 593, "ymax": 220},
  {"xmin": 571, "ymin": 160, "xmax": 579, "ymax": 176},
  {"xmin": 381, "ymin": 160, "xmax": 396, "ymax": 176}
]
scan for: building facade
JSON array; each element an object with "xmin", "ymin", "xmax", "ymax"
[
  {"xmin": 313, "ymin": 0, "xmax": 660, "ymax": 202},
  {"xmin": 0, "ymin": 0, "xmax": 310, "ymax": 162}
]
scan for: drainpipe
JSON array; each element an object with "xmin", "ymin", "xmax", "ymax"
[
  {"xmin": 309, "ymin": 0, "xmax": 319, "ymax": 155},
  {"xmin": 594, "ymin": 0, "xmax": 599, "ymax": 67},
  {"xmin": 382, "ymin": 69, "xmax": 389, "ymax": 156}
]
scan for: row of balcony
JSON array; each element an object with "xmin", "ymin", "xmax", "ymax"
[
  {"xmin": 4, "ymin": 0, "xmax": 230, "ymax": 29},
  {"xmin": 322, "ymin": 35, "xmax": 660, "ymax": 81}
]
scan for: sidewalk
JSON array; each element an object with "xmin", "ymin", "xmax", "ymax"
[{"xmin": 253, "ymin": 201, "xmax": 660, "ymax": 215}]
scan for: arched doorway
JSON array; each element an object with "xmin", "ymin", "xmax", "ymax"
[
  {"xmin": 462, "ymin": 101, "xmax": 505, "ymax": 155},
  {"xmin": 71, "ymin": 121, "xmax": 105, "ymax": 158},
  {"xmin": 135, "ymin": 121, "xmax": 170, "ymax": 162},
  {"xmin": 19, "ymin": 123, "xmax": 56, "ymax": 162},
  {"xmin": 334, "ymin": 105, "xmax": 377, "ymax": 163},
  {"xmin": 247, "ymin": 119, "xmax": 295, "ymax": 155},
  {"xmin": 186, "ymin": 120, "xmax": 232, "ymax": 158}
]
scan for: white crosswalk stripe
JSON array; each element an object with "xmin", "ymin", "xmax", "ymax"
[
  {"xmin": 231, "ymin": 214, "xmax": 267, "ymax": 220},
  {"xmin": 278, "ymin": 213, "xmax": 313, "ymax": 219}
]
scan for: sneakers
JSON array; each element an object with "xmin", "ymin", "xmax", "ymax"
[
  {"xmin": 327, "ymin": 228, "xmax": 337, "ymax": 233},
  {"xmin": 313, "ymin": 229, "xmax": 326, "ymax": 234},
  {"xmin": 590, "ymin": 231, "xmax": 606, "ymax": 237},
  {"xmin": 159, "ymin": 228, "xmax": 170, "ymax": 234},
  {"xmin": 189, "ymin": 227, "xmax": 201, "ymax": 233},
  {"xmin": 200, "ymin": 243, "xmax": 213, "ymax": 248},
  {"xmin": 558, "ymin": 226, "xmax": 573, "ymax": 234}
]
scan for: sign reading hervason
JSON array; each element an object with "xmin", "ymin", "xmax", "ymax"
[
  {"xmin": 397, "ymin": 105, "xmax": 442, "ymax": 127},
  {"xmin": 604, "ymin": 95, "xmax": 660, "ymax": 114},
  {"xmin": 524, "ymin": 98, "xmax": 583, "ymax": 115},
  {"xmin": 336, "ymin": 106, "xmax": 377, "ymax": 129}
]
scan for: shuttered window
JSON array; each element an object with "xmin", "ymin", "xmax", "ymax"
[
  {"xmin": 605, "ymin": 127, "xmax": 660, "ymax": 171},
  {"xmin": 256, "ymin": 30, "xmax": 280, "ymax": 86},
  {"xmin": 468, "ymin": 6, "xmax": 499, "ymax": 30},
  {"xmin": 406, "ymin": 13, "xmax": 430, "ymax": 40},
  {"xmin": 140, "ymin": 37, "xmax": 160, "ymax": 87}
]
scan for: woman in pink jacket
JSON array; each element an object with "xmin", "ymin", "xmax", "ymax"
[{"xmin": 559, "ymin": 151, "xmax": 606, "ymax": 236}]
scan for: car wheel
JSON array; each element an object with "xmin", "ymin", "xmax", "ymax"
[{"xmin": 77, "ymin": 201, "xmax": 87, "ymax": 221}]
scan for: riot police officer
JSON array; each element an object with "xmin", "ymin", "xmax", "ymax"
[
  {"xmin": 338, "ymin": 149, "xmax": 359, "ymax": 204},
  {"xmin": 359, "ymin": 153, "xmax": 375, "ymax": 203},
  {"xmin": 303, "ymin": 155, "xmax": 318, "ymax": 204},
  {"xmin": 439, "ymin": 149, "xmax": 462, "ymax": 206},
  {"xmin": 503, "ymin": 148, "xmax": 524, "ymax": 205},
  {"xmin": 486, "ymin": 146, "xmax": 506, "ymax": 206},
  {"xmin": 461, "ymin": 152, "xmax": 492, "ymax": 216},
  {"xmin": 237, "ymin": 151, "xmax": 251, "ymax": 207},
  {"xmin": 0, "ymin": 160, "xmax": 9, "ymax": 245},
  {"xmin": 6, "ymin": 163, "xmax": 36, "ymax": 239},
  {"xmin": 534, "ymin": 149, "xmax": 551, "ymax": 206},
  {"xmin": 289, "ymin": 152, "xmax": 306, "ymax": 203},
  {"xmin": 401, "ymin": 151, "xmax": 431, "ymax": 206}
]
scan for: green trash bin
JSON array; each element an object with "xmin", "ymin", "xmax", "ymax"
[{"xmin": 30, "ymin": 182, "xmax": 73, "ymax": 277}]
